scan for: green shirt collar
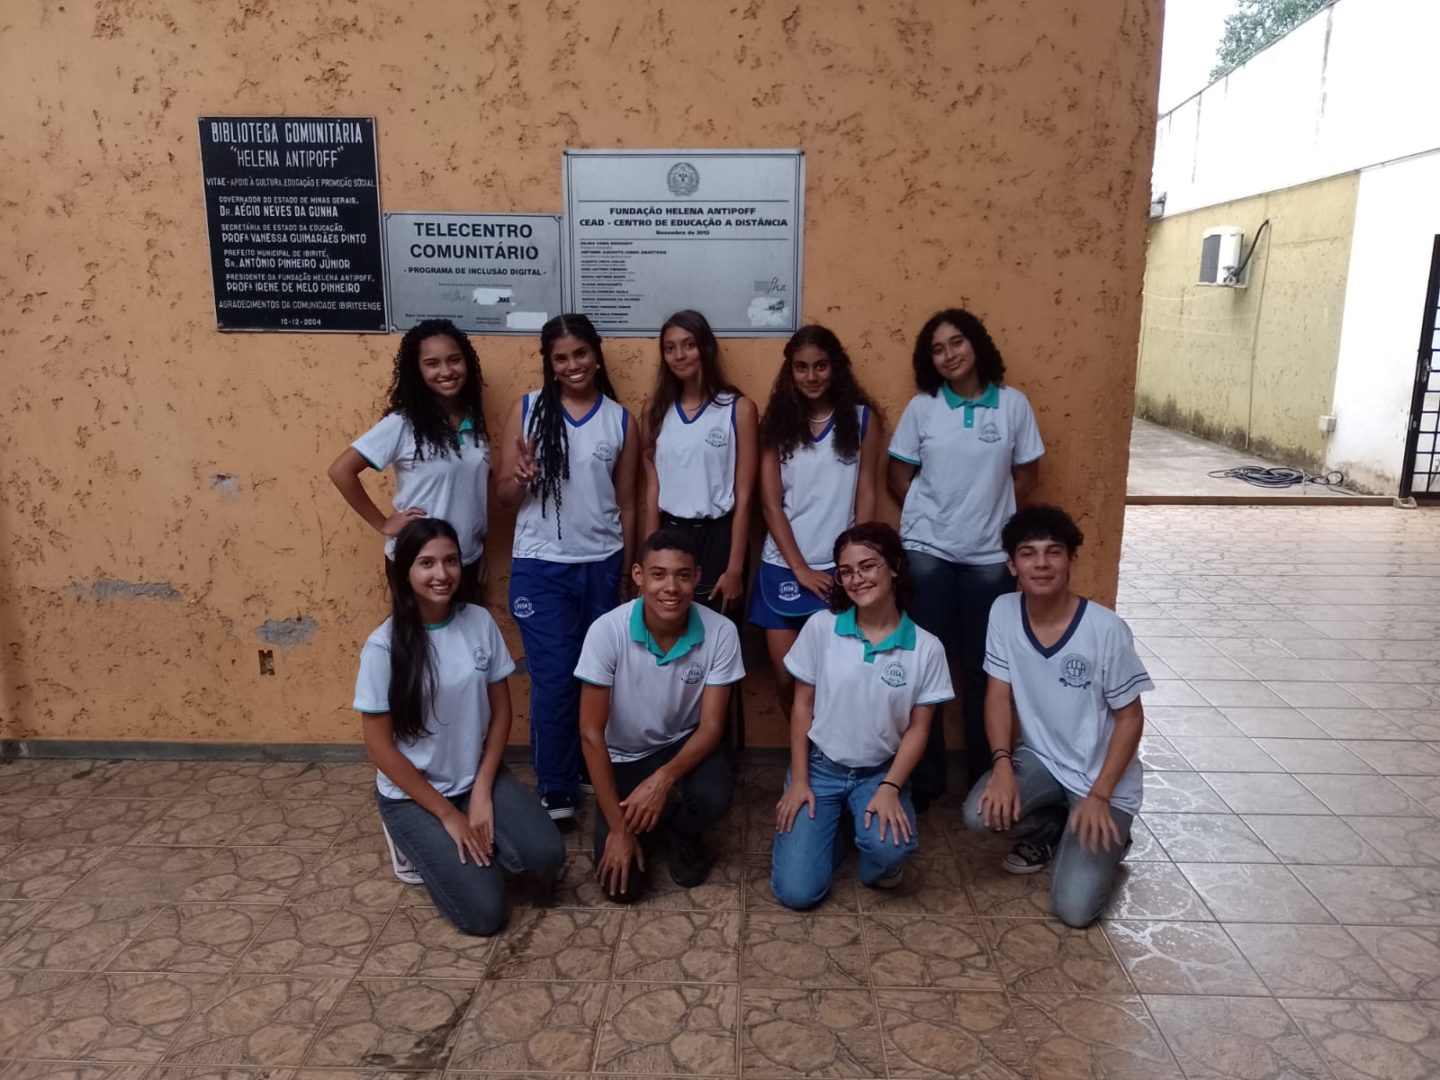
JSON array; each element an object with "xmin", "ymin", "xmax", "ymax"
[
  {"xmin": 629, "ymin": 599, "xmax": 706, "ymax": 665},
  {"xmin": 834, "ymin": 607, "xmax": 918, "ymax": 663},
  {"xmin": 940, "ymin": 381, "xmax": 999, "ymax": 428}
]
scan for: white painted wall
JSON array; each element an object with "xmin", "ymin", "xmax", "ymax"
[
  {"xmin": 1153, "ymin": 0, "xmax": 1440, "ymax": 218},
  {"xmin": 1327, "ymin": 151, "xmax": 1440, "ymax": 493}
]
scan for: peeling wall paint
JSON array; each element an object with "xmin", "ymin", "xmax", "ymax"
[
  {"xmin": 0, "ymin": 0, "xmax": 1160, "ymax": 746},
  {"xmin": 256, "ymin": 617, "xmax": 320, "ymax": 649},
  {"xmin": 76, "ymin": 580, "xmax": 182, "ymax": 602}
]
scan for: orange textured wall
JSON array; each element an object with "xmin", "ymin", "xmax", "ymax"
[{"xmin": 0, "ymin": 0, "xmax": 1160, "ymax": 746}]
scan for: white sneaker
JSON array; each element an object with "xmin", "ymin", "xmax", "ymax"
[{"xmin": 380, "ymin": 823, "xmax": 423, "ymax": 885}]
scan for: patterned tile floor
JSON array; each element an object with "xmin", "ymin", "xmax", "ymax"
[{"xmin": 2, "ymin": 505, "xmax": 1440, "ymax": 1078}]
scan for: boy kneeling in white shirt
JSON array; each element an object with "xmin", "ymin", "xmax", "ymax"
[
  {"xmin": 577, "ymin": 528, "xmax": 746, "ymax": 902},
  {"xmin": 963, "ymin": 505, "xmax": 1152, "ymax": 927}
]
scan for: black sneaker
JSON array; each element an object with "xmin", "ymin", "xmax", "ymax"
[
  {"xmin": 541, "ymin": 792, "xmax": 578, "ymax": 821},
  {"xmin": 1002, "ymin": 840, "xmax": 1053, "ymax": 875},
  {"xmin": 667, "ymin": 831, "xmax": 712, "ymax": 888}
]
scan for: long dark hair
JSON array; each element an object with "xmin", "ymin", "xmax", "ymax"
[
  {"xmin": 911, "ymin": 308, "xmax": 1006, "ymax": 395},
  {"xmin": 760, "ymin": 324, "xmax": 878, "ymax": 462},
  {"xmin": 829, "ymin": 521, "xmax": 914, "ymax": 614},
  {"xmin": 387, "ymin": 518, "xmax": 463, "ymax": 743},
  {"xmin": 645, "ymin": 310, "xmax": 737, "ymax": 454},
  {"xmin": 526, "ymin": 314, "xmax": 619, "ymax": 534},
  {"xmin": 385, "ymin": 319, "xmax": 487, "ymax": 459}
]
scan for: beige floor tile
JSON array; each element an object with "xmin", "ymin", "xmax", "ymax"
[
  {"xmin": 1162, "ymin": 654, "xmax": 1254, "ymax": 681},
  {"xmin": 1235, "ymin": 657, "xmax": 1331, "ymax": 682},
  {"xmin": 743, "ymin": 857, "xmax": 859, "ymax": 914},
  {"xmin": 0, "ymin": 970, "xmax": 94, "ymax": 1057},
  {"xmin": 1343, "ymin": 740, "xmax": 1440, "ymax": 776},
  {"xmin": 1282, "ymin": 998, "xmax": 1440, "ymax": 1080},
  {"xmin": 862, "ymin": 914, "xmax": 1000, "ymax": 990},
  {"xmin": 309, "ymin": 978, "xmax": 480, "ymax": 1071},
  {"xmin": 1299, "ymin": 707, "xmax": 1412, "ymax": 741},
  {"xmin": 1201, "ymin": 772, "xmax": 1330, "ymax": 815},
  {"xmin": 855, "ymin": 856, "xmax": 971, "ymax": 916},
  {"xmin": 129, "ymin": 799, "xmax": 264, "ymax": 848},
  {"xmin": 1139, "ymin": 735, "xmax": 1191, "ymax": 771},
  {"xmin": 1146, "ymin": 993, "xmax": 1331, "ymax": 1079},
  {"xmin": 1103, "ymin": 920, "xmax": 1266, "ymax": 995},
  {"xmin": 47, "ymin": 762, "xmax": 203, "ymax": 801},
  {"xmin": 22, "ymin": 972, "xmax": 222, "ymax": 1062},
  {"xmin": 1168, "ymin": 736, "xmax": 1284, "ymax": 773},
  {"xmin": 1106, "ymin": 863, "xmax": 1215, "ymax": 922},
  {"xmin": 1242, "ymin": 814, "xmax": 1387, "ymax": 865},
  {"xmin": 1390, "ymin": 775, "xmax": 1440, "ymax": 814},
  {"xmin": 1254, "ymin": 738, "xmax": 1376, "ymax": 774},
  {"xmin": 1145, "ymin": 706, "xmax": 1242, "ymax": 738},
  {"xmin": 1339, "ymin": 683, "xmax": 1436, "ymax": 710},
  {"xmin": 1191, "ymin": 680, "xmax": 1288, "ymax": 709},
  {"xmin": 231, "ymin": 801, "xmax": 354, "ymax": 852},
  {"xmin": 1343, "ymin": 816, "xmax": 1440, "ymax": 867},
  {"xmin": 191, "ymin": 761, "xmax": 309, "ymax": 799},
  {"xmin": 739, "ymin": 986, "xmax": 882, "ymax": 1078},
  {"xmin": 1233, "ymin": 921, "xmax": 1402, "ymax": 1003},
  {"xmin": 1217, "ymin": 707, "xmax": 1327, "ymax": 739},
  {"xmin": 105, "ymin": 906, "xmax": 271, "ymax": 975},
  {"xmin": 1012, "ymin": 993, "xmax": 1184, "ymax": 1079},
  {"xmin": 0, "ymin": 901, "xmax": 156, "ymax": 972},
  {"xmin": 0, "ymin": 846, "xmax": 112, "ymax": 901},
  {"xmin": 186, "ymin": 849, "xmax": 316, "ymax": 906},
  {"xmin": 234, "ymin": 905, "xmax": 389, "ymax": 978},
  {"xmin": 448, "ymin": 981, "xmax": 606, "ymax": 1073},
  {"xmin": 164, "ymin": 976, "xmax": 347, "ymax": 1067},
  {"xmin": 1265, "ymin": 681, "xmax": 1363, "ymax": 708},
  {"xmin": 1126, "ymin": 818, "xmax": 1170, "ymax": 861},
  {"xmin": 1145, "ymin": 814, "xmax": 1275, "ymax": 862},
  {"xmin": 873, "ymin": 989, "xmax": 1029, "ymax": 1079},
  {"xmin": 358, "ymin": 908, "xmax": 496, "ymax": 979},
  {"xmin": 65, "ymin": 848, "xmax": 217, "ymax": 904},
  {"xmin": 964, "ymin": 863, "xmax": 1057, "ymax": 920},
  {"xmin": 1346, "ymin": 925, "xmax": 1440, "ymax": 998},
  {"xmin": 485, "ymin": 908, "xmax": 620, "ymax": 981},
  {"xmin": 1, "ymin": 799, "xmax": 167, "ymax": 848},
  {"xmin": 1296, "ymin": 773, "xmax": 1433, "ymax": 817},
  {"xmin": 1141, "ymin": 772, "xmax": 1228, "ymax": 813},
  {"xmin": 0, "ymin": 1064, "xmax": 152, "ymax": 1080},
  {"xmin": 0, "ymin": 900, "xmax": 48, "ymax": 944},
  {"xmin": 1144, "ymin": 681, "xmax": 1211, "ymax": 708},
  {"xmin": 594, "ymin": 982, "xmax": 737, "ymax": 1075},
  {"xmin": 1178, "ymin": 863, "xmax": 1334, "ymax": 923},
  {"xmin": 262, "ymin": 764, "xmax": 376, "ymax": 803},
  {"xmin": 979, "ymin": 918, "xmax": 1131, "ymax": 993},
  {"xmin": 612, "ymin": 909, "xmax": 740, "ymax": 983},
  {"xmin": 1292, "ymin": 865, "xmax": 1440, "ymax": 925},
  {"xmin": 740, "ymin": 912, "xmax": 867, "ymax": 988},
  {"xmin": 284, "ymin": 841, "xmax": 403, "ymax": 910}
]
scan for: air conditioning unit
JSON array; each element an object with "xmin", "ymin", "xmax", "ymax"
[{"xmin": 1198, "ymin": 226, "xmax": 1245, "ymax": 287}]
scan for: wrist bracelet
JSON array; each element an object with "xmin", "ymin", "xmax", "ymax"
[
  {"xmin": 992, "ymin": 748, "xmax": 1013, "ymax": 762},
  {"xmin": 879, "ymin": 780, "xmax": 901, "ymax": 793}
]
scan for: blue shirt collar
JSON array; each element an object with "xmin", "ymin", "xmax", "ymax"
[
  {"xmin": 834, "ymin": 607, "xmax": 917, "ymax": 663},
  {"xmin": 629, "ymin": 599, "xmax": 706, "ymax": 665}
]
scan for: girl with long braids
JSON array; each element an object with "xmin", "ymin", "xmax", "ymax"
[
  {"xmin": 496, "ymin": 313, "xmax": 639, "ymax": 821},
  {"xmin": 329, "ymin": 319, "xmax": 492, "ymax": 600},
  {"xmin": 354, "ymin": 517, "xmax": 564, "ymax": 936},
  {"xmin": 886, "ymin": 308, "xmax": 1044, "ymax": 809},
  {"xmin": 641, "ymin": 309, "xmax": 759, "ymax": 613},
  {"xmin": 750, "ymin": 324, "xmax": 882, "ymax": 708}
]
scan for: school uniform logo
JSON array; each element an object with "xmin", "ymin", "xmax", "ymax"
[
  {"xmin": 705, "ymin": 429, "xmax": 729, "ymax": 448},
  {"xmin": 977, "ymin": 421, "xmax": 1001, "ymax": 444},
  {"xmin": 512, "ymin": 596, "xmax": 535, "ymax": 620},
  {"xmin": 777, "ymin": 580, "xmax": 801, "ymax": 602},
  {"xmin": 472, "ymin": 647, "xmax": 490, "ymax": 672},
  {"xmin": 1058, "ymin": 653, "xmax": 1093, "ymax": 689},
  {"xmin": 592, "ymin": 441, "xmax": 615, "ymax": 464},
  {"xmin": 680, "ymin": 661, "xmax": 704, "ymax": 685},
  {"xmin": 881, "ymin": 661, "xmax": 908, "ymax": 688}
]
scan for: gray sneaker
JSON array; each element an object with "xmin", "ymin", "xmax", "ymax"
[
  {"xmin": 1002, "ymin": 840, "xmax": 1053, "ymax": 875},
  {"xmin": 872, "ymin": 864, "xmax": 905, "ymax": 890}
]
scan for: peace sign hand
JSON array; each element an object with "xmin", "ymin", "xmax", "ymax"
[{"xmin": 512, "ymin": 435, "xmax": 538, "ymax": 490}]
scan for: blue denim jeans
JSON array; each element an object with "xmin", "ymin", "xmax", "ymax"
[
  {"xmin": 962, "ymin": 746, "xmax": 1133, "ymax": 927},
  {"xmin": 906, "ymin": 552, "xmax": 1016, "ymax": 797},
  {"xmin": 770, "ymin": 746, "xmax": 919, "ymax": 910},
  {"xmin": 377, "ymin": 766, "xmax": 565, "ymax": 936}
]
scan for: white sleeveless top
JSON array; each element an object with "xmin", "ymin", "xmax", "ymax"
[
  {"xmin": 655, "ymin": 393, "xmax": 738, "ymax": 519},
  {"xmin": 512, "ymin": 391, "xmax": 628, "ymax": 563},
  {"xmin": 761, "ymin": 405, "xmax": 869, "ymax": 570}
]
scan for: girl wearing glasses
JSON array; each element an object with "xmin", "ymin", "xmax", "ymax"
[{"xmin": 770, "ymin": 522, "xmax": 954, "ymax": 909}]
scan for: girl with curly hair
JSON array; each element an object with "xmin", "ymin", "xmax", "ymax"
[
  {"xmin": 329, "ymin": 319, "xmax": 492, "ymax": 600},
  {"xmin": 750, "ymin": 325, "xmax": 882, "ymax": 706},
  {"xmin": 641, "ymin": 309, "xmax": 759, "ymax": 614},
  {"xmin": 886, "ymin": 308, "xmax": 1045, "ymax": 806},
  {"xmin": 495, "ymin": 314, "xmax": 639, "ymax": 821}
]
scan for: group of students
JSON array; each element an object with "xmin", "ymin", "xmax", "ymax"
[{"xmin": 330, "ymin": 307, "xmax": 1151, "ymax": 935}]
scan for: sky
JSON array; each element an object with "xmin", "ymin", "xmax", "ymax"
[{"xmin": 1158, "ymin": 0, "xmax": 1236, "ymax": 113}]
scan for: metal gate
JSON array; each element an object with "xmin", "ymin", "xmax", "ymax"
[{"xmin": 1401, "ymin": 236, "xmax": 1440, "ymax": 498}]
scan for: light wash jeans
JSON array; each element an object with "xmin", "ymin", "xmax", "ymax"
[
  {"xmin": 378, "ymin": 766, "xmax": 565, "ymax": 936},
  {"xmin": 771, "ymin": 745, "xmax": 919, "ymax": 910},
  {"xmin": 962, "ymin": 746, "xmax": 1132, "ymax": 927}
]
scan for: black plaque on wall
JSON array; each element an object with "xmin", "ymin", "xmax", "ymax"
[{"xmin": 198, "ymin": 116, "xmax": 387, "ymax": 332}]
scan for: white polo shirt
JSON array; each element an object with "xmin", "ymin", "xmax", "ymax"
[
  {"xmin": 889, "ymin": 384, "xmax": 1044, "ymax": 565},
  {"xmin": 784, "ymin": 608, "xmax": 954, "ymax": 769},
  {"xmin": 655, "ymin": 394, "xmax": 738, "ymax": 519},
  {"xmin": 575, "ymin": 598, "xmax": 745, "ymax": 763},
  {"xmin": 354, "ymin": 604, "xmax": 516, "ymax": 800},
  {"xmin": 983, "ymin": 593, "xmax": 1153, "ymax": 813},
  {"xmin": 513, "ymin": 391, "xmax": 628, "ymax": 563},
  {"xmin": 352, "ymin": 412, "xmax": 491, "ymax": 565}
]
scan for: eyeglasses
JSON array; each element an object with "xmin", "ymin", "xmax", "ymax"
[{"xmin": 835, "ymin": 559, "xmax": 886, "ymax": 584}]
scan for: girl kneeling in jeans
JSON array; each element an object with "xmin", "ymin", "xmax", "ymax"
[
  {"xmin": 771, "ymin": 523, "xmax": 954, "ymax": 909},
  {"xmin": 354, "ymin": 518, "xmax": 564, "ymax": 935}
]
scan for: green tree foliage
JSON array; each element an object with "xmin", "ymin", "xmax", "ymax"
[{"xmin": 1211, "ymin": 0, "xmax": 1332, "ymax": 81}]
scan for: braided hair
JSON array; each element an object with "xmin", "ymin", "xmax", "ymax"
[
  {"xmin": 384, "ymin": 319, "xmax": 487, "ymax": 460},
  {"xmin": 645, "ymin": 309, "xmax": 737, "ymax": 454},
  {"xmin": 528, "ymin": 314, "xmax": 619, "ymax": 535},
  {"xmin": 760, "ymin": 324, "xmax": 878, "ymax": 463}
]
